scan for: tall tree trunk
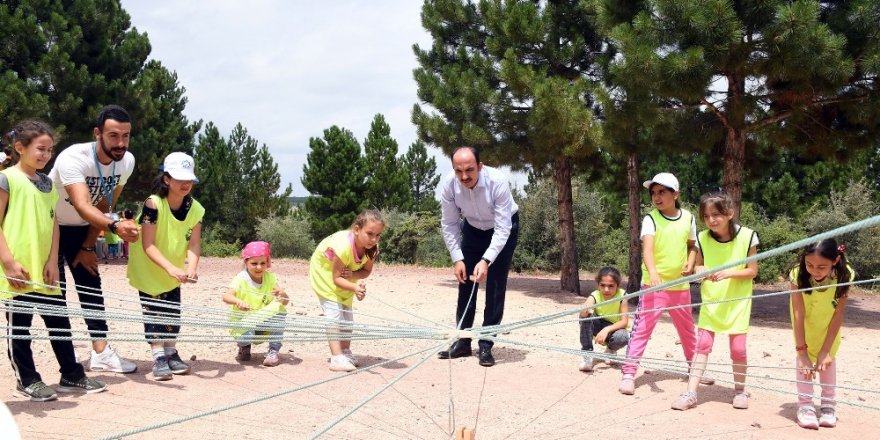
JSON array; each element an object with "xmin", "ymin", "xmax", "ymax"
[
  {"xmin": 554, "ymin": 156, "xmax": 580, "ymax": 294},
  {"xmin": 723, "ymin": 72, "xmax": 746, "ymax": 220},
  {"xmin": 626, "ymin": 151, "xmax": 642, "ymax": 293}
]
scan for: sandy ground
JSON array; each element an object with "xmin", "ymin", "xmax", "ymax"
[{"xmin": 3, "ymin": 257, "xmax": 879, "ymax": 440}]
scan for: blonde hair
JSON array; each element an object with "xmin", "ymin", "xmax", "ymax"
[{"xmin": 351, "ymin": 209, "xmax": 385, "ymax": 230}]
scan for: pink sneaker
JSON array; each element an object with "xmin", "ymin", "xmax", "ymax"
[
  {"xmin": 797, "ymin": 406, "xmax": 819, "ymax": 430},
  {"xmin": 619, "ymin": 375, "xmax": 635, "ymax": 395},
  {"xmin": 818, "ymin": 405, "xmax": 837, "ymax": 428}
]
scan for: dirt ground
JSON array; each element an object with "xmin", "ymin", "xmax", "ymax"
[{"xmin": 3, "ymin": 257, "xmax": 879, "ymax": 439}]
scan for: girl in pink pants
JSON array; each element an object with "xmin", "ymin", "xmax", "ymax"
[{"xmin": 619, "ymin": 173, "xmax": 698, "ymax": 395}]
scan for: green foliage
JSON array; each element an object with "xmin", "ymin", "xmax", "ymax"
[
  {"xmin": 739, "ymin": 203, "xmax": 806, "ymax": 284},
  {"xmin": 803, "ymin": 180, "xmax": 880, "ymax": 280},
  {"xmin": 301, "ymin": 125, "xmax": 366, "ymax": 240},
  {"xmin": 363, "ymin": 114, "xmax": 411, "ymax": 211},
  {"xmin": 194, "ymin": 123, "xmax": 291, "ymax": 244},
  {"xmin": 201, "ymin": 227, "xmax": 241, "ymax": 258},
  {"xmin": 402, "ymin": 140, "xmax": 441, "ymax": 214},
  {"xmin": 379, "ymin": 210, "xmax": 446, "ymax": 267},
  {"xmin": 255, "ymin": 213, "xmax": 315, "ymax": 259}
]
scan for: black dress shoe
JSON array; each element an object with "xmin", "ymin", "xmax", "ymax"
[
  {"xmin": 478, "ymin": 346, "xmax": 495, "ymax": 367},
  {"xmin": 438, "ymin": 341, "xmax": 472, "ymax": 359}
]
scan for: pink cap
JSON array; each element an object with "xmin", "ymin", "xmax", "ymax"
[{"xmin": 241, "ymin": 241, "xmax": 271, "ymax": 267}]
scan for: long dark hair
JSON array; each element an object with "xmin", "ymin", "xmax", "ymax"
[
  {"xmin": 2, "ymin": 120, "xmax": 57, "ymax": 168},
  {"xmin": 699, "ymin": 191, "xmax": 738, "ymax": 240},
  {"xmin": 595, "ymin": 266, "xmax": 622, "ymax": 288},
  {"xmin": 151, "ymin": 172, "xmax": 171, "ymax": 198},
  {"xmin": 797, "ymin": 238, "xmax": 850, "ymax": 300}
]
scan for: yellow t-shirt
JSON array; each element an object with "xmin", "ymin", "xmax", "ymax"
[
  {"xmin": 309, "ymin": 230, "xmax": 372, "ymax": 307},
  {"xmin": 589, "ymin": 288, "xmax": 628, "ymax": 326},
  {"xmin": 0, "ymin": 168, "xmax": 60, "ymax": 298},
  {"xmin": 227, "ymin": 270, "xmax": 286, "ymax": 342},
  {"xmin": 697, "ymin": 226, "xmax": 756, "ymax": 333},
  {"xmin": 788, "ymin": 265, "xmax": 854, "ymax": 362},
  {"xmin": 641, "ymin": 208, "xmax": 693, "ymax": 291}
]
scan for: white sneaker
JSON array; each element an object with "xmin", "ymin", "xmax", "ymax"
[
  {"xmin": 329, "ymin": 354, "xmax": 357, "ymax": 372},
  {"xmin": 605, "ymin": 347, "xmax": 620, "ymax": 366},
  {"xmin": 89, "ymin": 345, "xmax": 137, "ymax": 374},
  {"xmin": 342, "ymin": 349, "xmax": 358, "ymax": 367},
  {"xmin": 578, "ymin": 356, "xmax": 595, "ymax": 372}
]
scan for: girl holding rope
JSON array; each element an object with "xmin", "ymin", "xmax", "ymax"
[
  {"xmin": 309, "ymin": 210, "xmax": 384, "ymax": 372},
  {"xmin": 671, "ymin": 192, "xmax": 758, "ymax": 411},
  {"xmin": 790, "ymin": 239, "xmax": 853, "ymax": 429},
  {"xmin": 128, "ymin": 152, "xmax": 204, "ymax": 381},
  {"xmin": 577, "ymin": 266, "xmax": 629, "ymax": 372},
  {"xmin": 223, "ymin": 241, "xmax": 288, "ymax": 367},
  {"xmin": 619, "ymin": 173, "xmax": 698, "ymax": 395},
  {"xmin": 1, "ymin": 121, "xmax": 106, "ymax": 401}
]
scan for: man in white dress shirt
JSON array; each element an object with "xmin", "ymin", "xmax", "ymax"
[{"xmin": 437, "ymin": 146, "xmax": 519, "ymax": 367}]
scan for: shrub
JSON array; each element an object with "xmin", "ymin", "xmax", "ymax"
[
  {"xmin": 256, "ymin": 213, "xmax": 315, "ymax": 259},
  {"xmin": 380, "ymin": 210, "xmax": 444, "ymax": 265}
]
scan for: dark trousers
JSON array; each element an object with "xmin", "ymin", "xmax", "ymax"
[
  {"xmin": 139, "ymin": 288, "xmax": 181, "ymax": 343},
  {"xmin": 579, "ymin": 316, "xmax": 630, "ymax": 352},
  {"xmin": 456, "ymin": 212, "xmax": 519, "ymax": 349},
  {"xmin": 5, "ymin": 293, "xmax": 86, "ymax": 386},
  {"xmin": 58, "ymin": 225, "xmax": 108, "ymax": 339}
]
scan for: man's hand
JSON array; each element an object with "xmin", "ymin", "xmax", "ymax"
[
  {"xmin": 115, "ymin": 219, "xmax": 140, "ymax": 242},
  {"xmin": 472, "ymin": 259, "xmax": 489, "ymax": 283},
  {"xmin": 71, "ymin": 249, "xmax": 99, "ymax": 276},
  {"xmin": 453, "ymin": 260, "xmax": 467, "ymax": 284}
]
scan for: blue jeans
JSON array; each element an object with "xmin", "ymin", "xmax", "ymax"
[
  {"xmin": 579, "ymin": 315, "xmax": 629, "ymax": 352},
  {"xmin": 234, "ymin": 312, "xmax": 286, "ymax": 351}
]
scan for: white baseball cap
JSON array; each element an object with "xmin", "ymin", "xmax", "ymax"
[
  {"xmin": 163, "ymin": 152, "xmax": 198, "ymax": 182},
  {"xmin": 643, "ymin": 172, "xmax": 679, "ymax": 192}
]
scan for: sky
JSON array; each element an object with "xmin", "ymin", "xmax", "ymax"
[{"xmin": 121, "ymin": 0, "xmax": 521, "ymax": 197}]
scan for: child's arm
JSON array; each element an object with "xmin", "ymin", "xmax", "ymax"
[
  {"xmin": 330, "ymin": 252, "xmax": 366, "ymax": 297},
  {"xmin": 578, "ymin": 295, "xmax": 597, "ymax": 318},
  {"xmin": 595, "ymin": 298, "xmax": 630, "ymax": 345},
  {"xmin": 351, "ymin": 257, "xmax": 375, "ymax": 280},
  {"xmin": 0, "ymin": 190, "xmax": 29, "ymax": 289},
  {"xmin": 184, "ymin": 222, "xmax": 202, "ymax": 282},
  {"xmin": 140, "ymin": 199, "xmax": 188, "ymax": 282},
  {"xmin": 790, "ymin": 285, "xmax": 814, "ymax": 379},
  {"xmin": 706, "ymin": 246, "xmax": 759, "ymax": 282},
  {"xmin": 42, "ymin": 217, "xmax": 61, "ymax": 289},
  {"xmin": 816, "ymin": 294, "xmax": 848, "ymax": 372},
  {"xmin": 641, "ymin": 234, "xmax": 662, "ymax": 286},
  {"xmin": 682, "ymin": 239, "xmax": 697, "ymax": 275},
  {"xmin": 222, "ymin": 287, "xmax": 249, "ymax": 310},
  {"xmin": 271, "ymin": 286, "xmax": 290, "ymax": 306}
]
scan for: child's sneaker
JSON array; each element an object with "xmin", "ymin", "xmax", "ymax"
[
  {"xmin": 329, "ymin": 354, "xmax": 357, "ymax": 372},
  {"xmin": 167, "ymin": 353, "xmax": 191, "ymax": 375},
  {"xmin": 89, "ymin": 345, "xmax": 137, "ymax": 374},
  {"xmin": 619, "ymin": 374, "xmax": 635, "ymax": 395},
  {"xmin": 732, "ymin": 390, "xmax": 750, "ymax": 409},
  {"xmin": 57, "ymin": 376, "xmax": 107, "ymax": 394},
  {"xmin": 818, "ymin": 405, "xmax": 837, "ymax": 428},
  {"xmin": 604, "ymin": 347, "xmax": 620, "ymax": 366},
  {"xmin": 15, "ymin": 381, "xmax": 57, "ymax": 402},
  {"xmin": 671, "ymin": 391, "xmax": 697, "ymax": 410},
  {"xmin": 797, "ymin": 406, "xmax": 820, "ymax": 430},
  {"xmin": 236, "ymin": 345, "xmax": 252, "ymax": 362},
  {"xmin": 578, "ymin": 356, "xmax": 595, "ymax": 372},
  {"xmin": 153, "ymin": 356, "xmax": 173, "ymax": 381},
  {"xmin": 342, "ymin": 349, "xmax": 358, "ymax": 367},
  {"xmin": 263, "ymin": 349, "xmax": 281, "ymax": 367}
]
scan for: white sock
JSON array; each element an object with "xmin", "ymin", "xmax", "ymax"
[
  {"xmin": 163, "ymin": 347, "xmax": 178, "ymax": 357},
  {"xmin": 152, "ymin": 348, "xmax": 165, "ymax": 360}
]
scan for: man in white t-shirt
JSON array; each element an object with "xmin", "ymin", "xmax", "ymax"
[{"xmin": 49, "ymin": 105, "xmax": 141, "ymax": 374}]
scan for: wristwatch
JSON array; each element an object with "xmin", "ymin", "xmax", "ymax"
[
  {"xmin": 481, "ymin": 257, "xmax": 491, "ymax": 265},
  {"xmin": 81, "ymin": 246, "xmax": 96, "ymax": 252},
  {"xmin": 108, "ymin": 219, "xmax": 120, "ymax": 234}
]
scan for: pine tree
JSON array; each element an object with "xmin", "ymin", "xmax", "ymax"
[
  {"xmin": 302, "ymin": 126, "xmax": 366, "ymax": 240},
  {"xmin": 596, "ymin": 0, "xmax": 880, "ymax": 214},
  {"xmin": 363, "ymin": 114, "xmax": 411, "ymax": 211},
  {"xmin": 402, "ymin": 140, "xmax": 441, "ymax": 213},
  {"xmin": 413, "ymin": 0, "xmax": 605, "ymax": 293}
]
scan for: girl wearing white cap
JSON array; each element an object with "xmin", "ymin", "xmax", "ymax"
[
  {"xmin": 128, "ymin": 152, "xmax": 204, "ymax": 381},
  {"xmin": 619, "ymin": 172, "xmax": 699, "ymax": 395}
]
